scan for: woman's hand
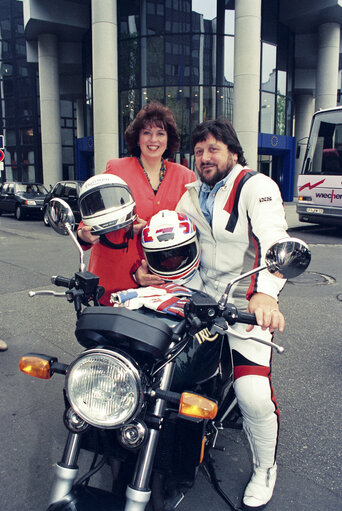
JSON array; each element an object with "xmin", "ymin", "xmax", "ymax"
[
  {"xmin": 246, "ymin": 292, "xmax": 285, "ymax": 333},
  {"xmin": 135, "ymin": 259, "xmax": 165, "ymax": 286},
  {"xmin": 133, "ymin": 216, "xmax": 147, "ymax": 236},
  {"xmin": 78, "ymin": 225, "xmax": 100, "ymax": 245}
]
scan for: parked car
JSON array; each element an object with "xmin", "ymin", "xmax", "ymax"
[
  {"xmin": 0, "ymin": 182, "xmax": 48, "ymax": 220},
  {"xmin": 43, "ymin": 180, "xmax": 84, "ymax": 226}
]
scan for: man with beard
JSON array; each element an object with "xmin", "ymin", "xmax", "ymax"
[{"xmin": 176, "ymin": 119, "xmax": 289, "ymax": 510}]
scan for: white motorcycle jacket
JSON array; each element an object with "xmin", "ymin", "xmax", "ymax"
[{"xmin": 176, "ymin": 164, "xmax": 289, "ymax": 308}]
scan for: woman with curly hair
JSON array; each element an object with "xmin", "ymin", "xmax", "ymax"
[{"xmin": 77, "ymin": 101, "xmax": 195, "ymax": 304}]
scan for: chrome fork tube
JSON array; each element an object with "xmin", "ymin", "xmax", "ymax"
[
  {"xmin": 48, "ymin": 432, "xmax": 81, "ymax": 506},
  {"xmin": 124, "ymin": 357, "xmax": 176, "ymax": 511},
  {"xmin": 61, "ymin": 432, "xmax": 81, "ymax": 466}
]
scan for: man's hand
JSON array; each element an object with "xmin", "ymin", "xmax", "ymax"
[
  {"xmin": 135, "ymin": 259, "xmax": 165, "ymax": 286},
  {"xmin": 246, "ymin": 292, "xmax": 285, "ymax": 333},
  {"xmin": 133, "ymin": 216, "xmax": 147, "ymax": 236},
  {"xmin": 78, "ymin": 225, "xmax": 100, "ymax": 245}
]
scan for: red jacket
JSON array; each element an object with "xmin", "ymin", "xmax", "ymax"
[{"xmin": 84, "ymin": 157, "xmax": 196, "ymax": 305}]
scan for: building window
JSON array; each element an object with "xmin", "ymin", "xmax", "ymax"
[
  {"xmin": 261, "ymin": 42, "xmax": 277, "ymax": 93},
  {"xmin": 260, "ymin": 92, "xmax": 275, "ymax": 134},
  {"xmin": 260, "ymin": 21, "xmax": 294, "ymax": 137}
]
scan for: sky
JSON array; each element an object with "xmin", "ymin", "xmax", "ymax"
[{"xmin": 192, "ymin": 0, "xmax": 217, "ymax": 20}]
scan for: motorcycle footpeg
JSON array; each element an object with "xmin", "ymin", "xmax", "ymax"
[{"xmin": 211, "ymin": 444, "xmax": 226, "ymax": 452}]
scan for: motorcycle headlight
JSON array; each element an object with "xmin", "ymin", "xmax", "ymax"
[{"xmin": 66, "ymin": 349, "xmax": 143, "ymax": 429}]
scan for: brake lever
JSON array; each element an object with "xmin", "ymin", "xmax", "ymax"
[
  {"xmin": 29, "ymin": 290, "xmax": 67, "ymax": 298},
  {"xmin": 226, "ymin": 325, "xmax": 285, "ymax": 354}
]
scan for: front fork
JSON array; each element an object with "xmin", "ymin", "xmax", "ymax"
[
  {"xmin": 48, "ymin": 432, "xmax": 81, "ymax": 506},
  {"xmin": 124, "ymin": 358, "xmax": 176, "ymax": 511}
]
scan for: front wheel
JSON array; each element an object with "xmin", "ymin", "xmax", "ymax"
[
  {"xmin": 46, "ymin": 486, "xmax": 124, "ymax": 510},
  {"xmin": 43, "ymin": 207, "xmax": 50, "ymax": 226},
  {"xmin": 149, "ymin": 472, "xmax": 188, "ymax": 511},
  {"xmin": 15, "ymin": 204, "xmax": 24, "ymax": 220}
]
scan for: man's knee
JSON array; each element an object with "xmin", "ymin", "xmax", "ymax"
[{"xmin": 234, "ymin": 374, "xmax": 276, "ymax": 420}]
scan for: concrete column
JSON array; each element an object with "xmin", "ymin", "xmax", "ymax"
[
  {"xmin": 91, "ymin": 0, "xmax": 118, "ymax": 173},
  {"xmin": 38, "ymin": 33, "xmax": 62, "ymax": 188},
  {"xmin": 315, "ymin": 23, "xmax": 340, "ymax": 111},
  {"xmin": 294, "ymin": 94, "xmax": 314, "ymax": 194},
  {"xmin": 233, "ymin": 0, "xmax": 261, "ymax": 169}
]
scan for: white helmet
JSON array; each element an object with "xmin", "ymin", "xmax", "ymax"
[
  {"xmin": 79, "ymin": 174, "xmax": 136, "ymax": 235},
  {"xmin": 142, "ymin": 210, "xmax": 200, "ymax": 284}
]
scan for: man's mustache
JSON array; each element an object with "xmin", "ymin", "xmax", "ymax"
[{"xmin": 200, "ymin": 162, "xmax": 217, "ymax": 170}]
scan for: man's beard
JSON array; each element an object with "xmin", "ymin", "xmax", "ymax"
[{"xmin": 198, "ymin": 161, "xmax": 234, "ymax": 187}]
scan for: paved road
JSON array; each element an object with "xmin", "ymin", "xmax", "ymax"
[{"xmin": 0, "ymin": 214, "xmax": 341, "ymax": 511}]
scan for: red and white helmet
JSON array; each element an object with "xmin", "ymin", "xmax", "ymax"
[{"xmin": 142, "ymin": 210, "xmax": 200, "ymax": 284}]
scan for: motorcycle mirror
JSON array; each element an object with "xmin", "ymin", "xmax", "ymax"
[
  {"xmin": 265, "ymin": 237, "xmax": 311, "ymax": 279},
  {"xmin": 47, "ymin": 198, "xmax": 86, "ymax": 272},
  {"xmin": 218, "ymin": 237, "xmax": 311, "ymax": 310},
  {"xmin": 47, "ymin": 198, "xmax": 75, "ymax": 235}
]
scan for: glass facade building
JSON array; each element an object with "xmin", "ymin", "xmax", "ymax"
[
  {"xmin": 0, "ymin": 0, "xmax": 40, "ymax": 182},
  {"xmin": 5, "ymin": 0, "xmax": 340, "ymax": 201},
  {"xmin": 118, "ymin": 0, "xmax": 235, "ymax": 163},
  {"xmin": 0, "ymin": 0, "xmax": 77, "ymax": 184},
  {"xmin": 117, "ymin": 0, "xmax": 294, "ymax": 175}
]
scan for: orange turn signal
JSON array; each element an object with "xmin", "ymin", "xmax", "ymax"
[
  {"xmin": 19, "ymin": 355, "xmax": 52, "ymax": 379},
  {"xmin": 179, "ymin": 392, "xmax": 218, "ymax": 420}
]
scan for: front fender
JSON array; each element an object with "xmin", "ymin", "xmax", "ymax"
[{"xmin": 47, "ymin": 486, "xmax": 124, "ymax": 511}]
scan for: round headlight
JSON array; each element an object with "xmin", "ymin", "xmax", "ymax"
[{"xmin": 66, "ymin": 349, "xmax": 143, "ymax": 429}]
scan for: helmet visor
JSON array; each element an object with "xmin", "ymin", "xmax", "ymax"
[
  {"xmin": 80, "ymin": 186, "xmax": 133, "ymax": 217},
  {"xmin": 145, "ymin": 241, "xmax": 198, "ymax": 275}
]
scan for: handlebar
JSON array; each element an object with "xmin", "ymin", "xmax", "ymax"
[
  {"xmin": 183, "ymin": 297, "xmax": 284, "ymax": 353},
  {"xmin": 51, "ymin": 275, "xmax": 75, "ymax": 289},
  {"xmin": 30, "ymin": 271, "xmax": 103, "ymax": 317},
  {"xmin": 222, "ymin": 305, "xmax": 258, "ymax": 326}
]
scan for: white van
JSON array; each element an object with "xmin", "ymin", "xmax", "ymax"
[{"xmin": 297, "ymin": 106, "xmax": 342, "ymax": 225}]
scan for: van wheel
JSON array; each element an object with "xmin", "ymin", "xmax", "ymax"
[
  {"xmin": 15, "ymin": 205, "xmax": 24, "ymax": 220},
  {"xmin": 43, "ymin": 207, "xmax": 50, "ymax": 226}
]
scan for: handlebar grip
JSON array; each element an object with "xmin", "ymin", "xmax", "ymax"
[
  {"xmin": 222, "ymin": 306, "xmax": 258, "ymax": 326},
  {"xmin": 52, "ymin": 275, "xmax": 74, "ymax": 289},
  {"xmin": 235, "ymin": 311, "xmax": 258, "ymax": 325}
]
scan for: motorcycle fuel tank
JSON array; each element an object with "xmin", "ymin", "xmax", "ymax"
[{"xmin": 75, "ymin": 306, "xmax": 173, "ymax": 359}]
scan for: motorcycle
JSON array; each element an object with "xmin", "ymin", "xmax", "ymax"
[{"xmin": 19, "ymin": 198, "xmax": 311, "ymax": 511}]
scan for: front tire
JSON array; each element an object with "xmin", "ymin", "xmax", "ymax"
[
  {"xmin": 43, "ymin": 207, "xmax": 50, "ymax": 226},
  {"xmin": 15, "ymin": 204, "xmax": 24, "ymax": 220},
  {"xmin": 150, "ymin": 472, "xmax": 187, "ymax": 511}
]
